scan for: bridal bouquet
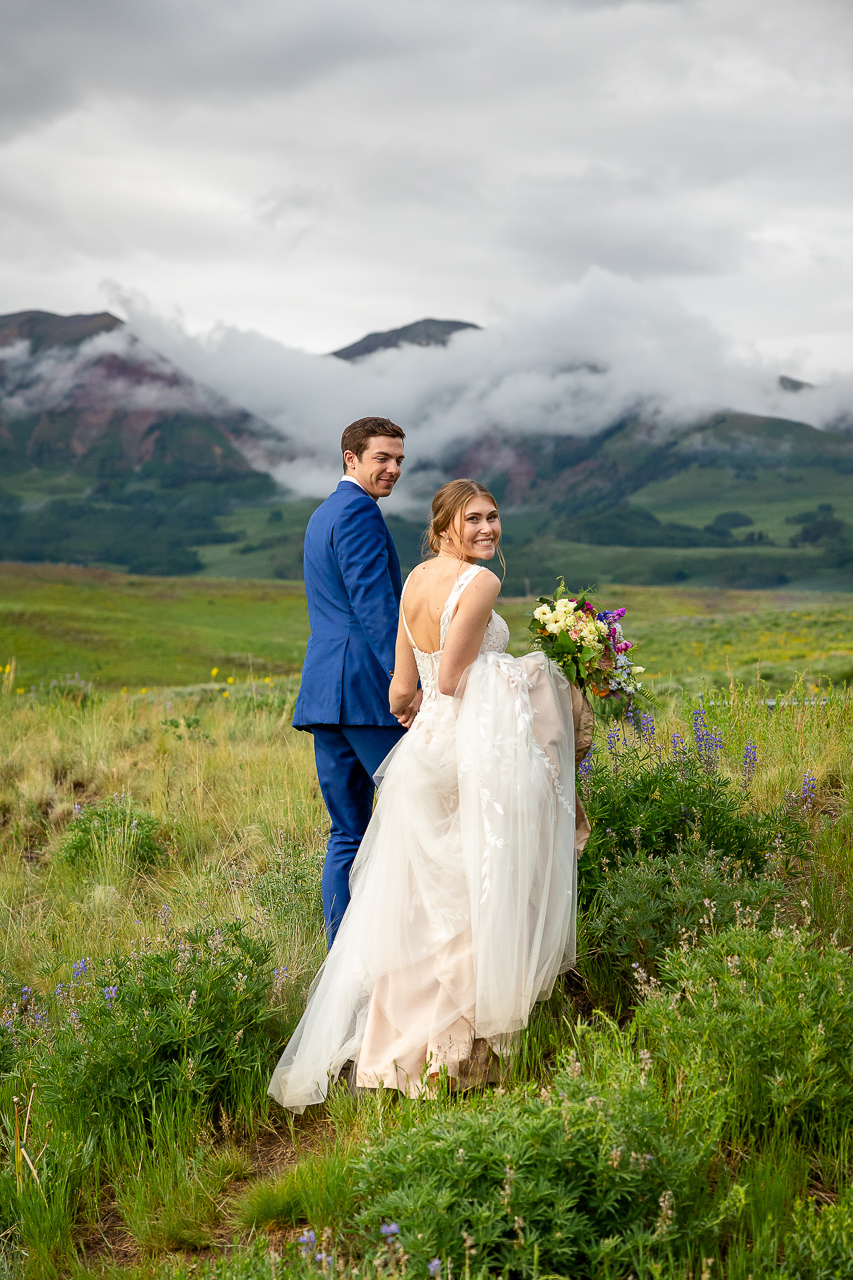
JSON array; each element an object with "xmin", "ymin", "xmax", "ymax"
[{"xmin": 527, "ymin": 578, "xmax": 646, "ymax": 701}]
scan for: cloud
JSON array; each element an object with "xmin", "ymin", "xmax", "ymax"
[
  {"xmin": 113, "ymin": 270, "xmax": 853, "ymax": 506},
  {"xmin": 1, "ymin": 0, "xmax": 853, "ymax": 370}
]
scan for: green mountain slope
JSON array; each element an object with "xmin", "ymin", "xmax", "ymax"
[{"xmin": 0, "ymin": 310, "xmax": 287, "ymax": 574}]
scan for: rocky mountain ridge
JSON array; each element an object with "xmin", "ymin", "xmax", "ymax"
[
  {"xmin": 331, "ymin": 317, "xmax": 481, "ymax": 360},
  {"xmin": 0, "ymin": 309, "xmax": 292, "ymax": 486}
]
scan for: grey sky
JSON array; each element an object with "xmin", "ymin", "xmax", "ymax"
[{"xmin": 2, "ymin": 0, "xmax": 853, "ymax": 373}]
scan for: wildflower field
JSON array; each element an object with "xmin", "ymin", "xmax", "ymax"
[{"xmin": 2, "ymin": 569, "xmax": 853, "ymax": 1277}]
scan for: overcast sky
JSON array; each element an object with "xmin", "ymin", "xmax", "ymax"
[{"xmin": 2, "ymin": 0, "xmax": 853, "ymax": 375}]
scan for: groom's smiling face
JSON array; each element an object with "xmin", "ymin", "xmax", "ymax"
[{"xmin": 344, "ymin": 435, "xmax": 405, "ymax": 500}]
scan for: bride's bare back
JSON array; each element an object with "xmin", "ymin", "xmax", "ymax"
[
  {"xmin": 401, "ymin": 558, "xmax": 487, "ymax": 653},
  {"xmin": 390, "ymin": 558, "xmax": 501, "ymax": 715}
]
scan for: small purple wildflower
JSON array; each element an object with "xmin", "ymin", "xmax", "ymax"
[
  {"xmin": 104, "ymin": 985, "xmax": 119, "ymax": 1005},
  {"xmin": 298, "ymin": 1229, "xmax": 316, "ymax": 1258},
  {"xmin": 20, "ymin": 986, "xmax": 33, "ymax": 1004},
  {"xmin": 801, "ymin": 772, "xmax": 817, "ymax": 811},
  {"xmin": 741, "ymin": 738, "xmax": 757, "ymax": 792},
  {"xmin": 640, "ymin": 713, "xmax": 655, "ymax": 744},
  {"xmin": 380, "ymin": 1223, "xmax": 400, "ymax": 1237},
  {"xmin": 428, "ymin": 1262, "xmax": 441, "ymax": 1277},
  {"xmin": 72, "ymin": 957, "xmax": 88, "ymax": 983}
]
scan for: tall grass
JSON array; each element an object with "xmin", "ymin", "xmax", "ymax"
[{"xmin": 0, "ymin": 673, "xmax": 851, "ymax": 1276}]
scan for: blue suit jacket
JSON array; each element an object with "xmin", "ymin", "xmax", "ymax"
[{"xmin": 293, "ymin": 480, "xmax": 403, "ymax": 729}]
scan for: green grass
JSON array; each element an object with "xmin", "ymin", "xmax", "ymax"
[
  {"xmin": 2, "ymin": 568, "xmax": 853, "ymax": 1275},
  {"xmin": 0, "ymin": 562, "xmax": 309, "ymax": 687},
  {"xmin": 629, "ymin": 462, "xmax": 853, "ymax": 544},
  {"xmin": 4, "ymin": 562, "xmax": 853, "ymax": 696},
  {"xmin": 0, "ymin": 679, "xmax": 848, "ymax": 1275}
]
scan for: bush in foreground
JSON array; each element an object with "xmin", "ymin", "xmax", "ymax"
[
  {"xmin": 16, "ymin": 919, "xmax": 285, "ymax": 1135},
  {"xmin": 638, "ymin": 925, "xmax": 853, "ymax": 1141}
]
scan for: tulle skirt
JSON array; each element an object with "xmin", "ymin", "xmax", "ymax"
[{"xmin": 268, "ymin": 651, "xmax": 579, "ymax": 1113}]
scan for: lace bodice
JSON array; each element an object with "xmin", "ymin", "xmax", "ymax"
[{"xmin": 401, "ymin": 564, "xmax": 510, "ymax": 707}]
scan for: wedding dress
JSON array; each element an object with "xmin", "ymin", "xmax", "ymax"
[{"xmin": 269, "ymin": 565, "xmax": 583, "ymax": 1113}]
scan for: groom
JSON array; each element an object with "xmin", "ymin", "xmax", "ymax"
[{"xmin": 293, "ymin": 416, "xmax": 419, "ymax": 943}]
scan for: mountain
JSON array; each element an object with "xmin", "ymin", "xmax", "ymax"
[
  {"xmin": 448, "ymin": 409, "xmax": 853, "ymax": 515},
  {"xmin": 0, "ymin": 309, "xmax": 294, "ymax": 575},
  {"xmin": 331, "ymin": 317, "xmax": 481, "ymax": 361},
  {"xmin": 0, "ymin": 309, "xmax": 293, "ymax": 486}
]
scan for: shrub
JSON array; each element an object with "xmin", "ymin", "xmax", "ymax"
[
  {"xmin": 19, "ymin": 919, "xmax": 285, "ymax": 1134},
  {"xmin": 55, "ymin": 792, "xmax": 165, "ymax": 870},
  {"xmin": 782, "ymin": 1184, "xmax": 853, "ymax": 1278},
  {"xmin": 580, "ymin": 845, "xmax": 785, "ymax": 1008},
  {"xmin": 637, "ymin": 926, "xmax": 853, "ymax": 1141},
  {"xmin": 578, "ymin": 727, "xmax": 808, "ymax": 910},
  {"xmin": 347, "ymin": 1055, "xmax": 719, "ymax": 1279}
]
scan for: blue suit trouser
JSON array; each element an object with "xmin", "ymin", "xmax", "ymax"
[{"xmin": 310, "ymin": 724, "xmax": 406, "ymax": 944}]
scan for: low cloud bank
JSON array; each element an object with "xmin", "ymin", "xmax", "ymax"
[{"xmin": 114, "ymin": 271, "xmax": 853, "ymax": 502}]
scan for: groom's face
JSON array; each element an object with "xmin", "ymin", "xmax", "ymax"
[{"xmin": 345, "ymin": 436, "xmax": 405, "ymax": 499}]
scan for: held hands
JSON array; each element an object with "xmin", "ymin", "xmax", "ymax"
[{"xmin": 395, "ymin": 688, "xmax": 422, "ymax": 729}]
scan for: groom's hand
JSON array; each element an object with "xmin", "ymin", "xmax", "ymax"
[{"xmin": 395, "ymin": 689, "xmax": 422, "ymax": 729}]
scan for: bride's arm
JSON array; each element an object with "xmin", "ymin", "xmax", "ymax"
[
  {"xmin": 438, "ymin": 571, "xmax": 501, "ymax": 696},
  {"xmin": 389, "ymin": 620, "xmax": 419, "ymax": 718}
]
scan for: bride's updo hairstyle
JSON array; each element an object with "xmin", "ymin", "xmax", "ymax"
[{"xmin": 426, "ymin": 478, "xmax": 505, "ymax": 575}]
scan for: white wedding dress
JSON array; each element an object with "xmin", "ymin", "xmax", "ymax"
[{"xmin": 269, "ymin": 564, "xmax": 579, "ymax": 1112}]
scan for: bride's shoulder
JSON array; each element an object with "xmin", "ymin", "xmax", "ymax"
[{"xmin": 467, "ymin": 566, "xmax": 501, "ymax": 600}]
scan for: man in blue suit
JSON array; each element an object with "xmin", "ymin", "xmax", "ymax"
[{"xmin": 293, "ymin": 416, "xmax": 419, "ymax": 942}]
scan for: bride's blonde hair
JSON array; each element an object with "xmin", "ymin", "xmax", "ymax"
[{"xmin": 425, "ymin": 478, "xmax": 505, "ymax": 574}]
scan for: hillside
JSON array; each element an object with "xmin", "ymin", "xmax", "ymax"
[
  {"xmin": 0, "ymin": 309, "xmax": 292, "ymax": 485},
  {"xmin": 0, "ymin": 309, "xmax": 290, "ymax": 574},
  {"xmin": 2, "ymin": 308, "xmax": 853, "ymax": 591}
]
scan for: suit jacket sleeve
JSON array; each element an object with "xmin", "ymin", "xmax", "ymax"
[{"xmin": 333, "ymin": 499, "xmax": 399, "ymax": 676}]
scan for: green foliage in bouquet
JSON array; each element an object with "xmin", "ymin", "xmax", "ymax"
[
  {"xmin": 20, "ymin": 919, "xmax": 285, "ymax": 1135},
  {"xmin": 56, "ymin": 791, "xmax": 165, "ymax": 871}
]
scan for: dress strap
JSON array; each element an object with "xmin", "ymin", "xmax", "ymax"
[
  {"xmin": 440, "ymin": 565, "xmax": 484, "ymax": 649},
  {"xmin": 399, "ymin": 572, "xmax": 417, "ymax": 648}
]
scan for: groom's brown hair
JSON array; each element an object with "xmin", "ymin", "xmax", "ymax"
[{"xmin": 341, "ymin": 417, "xmax": 406, "ymax": 467}]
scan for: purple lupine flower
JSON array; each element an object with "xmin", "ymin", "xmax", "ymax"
[
  {"xmin": 428, "ymin": 1262, "xmax": 441, "ymax": 1276},
  {"xmin": 104, "ymin": 985, "xmax": 119, "ymax": 1005},
  {"xmin": 801, "ymin": 772, "xmax": 817, "ymax": 811},
  {"xmin": 72, "ymin": 957, "xmax": 88, "ymax": 982},
  {"xmin": 741, "ymin": 738, "xmax": 757, "ymax": 792},
  {"xmin": 640, "ymin": 713, "xmax": 655, "ymax": 744},
  {"xmin": 298, "ymin": 1229, "xmax": 316, "ymax": 1258},
  {"xmin": 380, "ymin": 1223, "xmax": 400, "ymax": 1237}
]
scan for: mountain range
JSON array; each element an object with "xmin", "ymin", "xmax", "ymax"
[{"xmin": 1, "ymin": 307, "xmax": 853, "ymax": 590}]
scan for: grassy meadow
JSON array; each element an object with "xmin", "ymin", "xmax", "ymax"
[
  {"xmin": 2, "ymin": 564, "xmax": 853, "ymax": 1276},
  {"xmin": 3, "ymin": 561, "xmax": 853, "ymax": 697}
]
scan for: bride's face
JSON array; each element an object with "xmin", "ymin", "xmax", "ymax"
[{"xmin": 447, "ymin": 497, "xmax": 501, "ymax": 562}]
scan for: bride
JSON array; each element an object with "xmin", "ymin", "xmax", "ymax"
[{"xmin": 269, "ymin": 479, "xmax": 591, "ymax": 1112}]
